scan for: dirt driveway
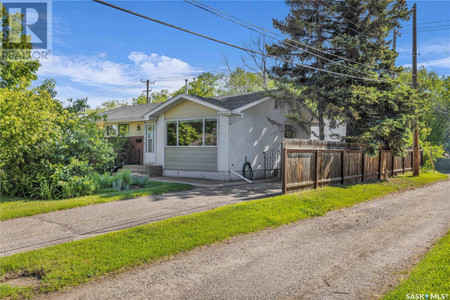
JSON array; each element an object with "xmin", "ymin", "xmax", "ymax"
[
  {"xmin": 45, "ymin": 179, "xmax": 450, "ymax": 300},
  {"xmin": 0, "ymin": 180, "xmax": 281, "ymax": 257}
]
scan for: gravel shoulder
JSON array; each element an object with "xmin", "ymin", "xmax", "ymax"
[
  {"xmin": 0, "ymin": 181, "xmax": 281, "ymax": 257},
  {"xmin": 44, "ymin": 179, "xmax": 450, "ymax": 300}
]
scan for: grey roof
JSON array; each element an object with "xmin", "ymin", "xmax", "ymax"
[
  {"xmin": 99, "ymin": 103, "xmax": 161, "ymax": 122},
  {"xmin": 212, "ymin": 91, "xmax": 272, "ymax": 110},
  {"xmin": 99, "ymin": 91, "xmax": 275, "ymax": 122},
  {"xmin": 187, "ymin": 90, "xmax": 271, "ymax": 110}
]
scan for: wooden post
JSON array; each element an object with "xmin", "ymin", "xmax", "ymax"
[
  {"xmin": 412, "ymin": 4, "xmax": 420, "ymax": 177},
  {"xmin": 378, "ymin": 150, "xmax": 383, "ymax": 180},
  {"xmin": 391, "ymin": 152, "xmax": 395, "ymax": 177},
  {"xmin": 361, "ymin": 151, "xmax": 365, "ymax": 182},
  {"xmin": 315, "ymin": 150, "xmax": 319, "ymax": 189},
  {"xmin": 282, "ymin": 147, "xmax": 287, "ymax": 194},
  {"xmin": 402, "ymin": 157, "xmax": 405, "ymax": 174},
  {"xmin": 341, "ymin": 150, "xmax": 345, "ymax": 184}
]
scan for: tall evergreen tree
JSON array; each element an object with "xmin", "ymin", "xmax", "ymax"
[
  {"xmin": 269, "ymin": 0, "xmax": 339, "ymax": 140},
  {"xmin": 269, "ymin": 0, "xmax": 419, "ymax": 155}
]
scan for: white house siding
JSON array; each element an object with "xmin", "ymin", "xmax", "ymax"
[
  {"xmin": 230, "ymin": 99, "xmax": 310, "ymax": 180},
  {"xmin": 164, "ymin": 147, "xmax": 217, "ymax": 171}
]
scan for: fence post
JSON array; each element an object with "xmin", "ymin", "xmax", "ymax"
[
  {"xmin": 391, "ymin": 152, "xmax": 395, "ymax": 177},
  {"xmin": 378, "ymin": 150, "xmax": 383, "ymax": 180},
  {"xmin": 361, "ymin": 151, "xmax": 365, "ymax": 182},
  {"xmin": 282, "ymin": 147, "xmax": 287, "ymax": 194},
  {"xmin": 402, "ymin": 157, "xmax": 405, "ymax": 174},
  {"xmin": 315, "ymin": 150, "xmax": 319, "ymax": 189},
  {"xmin": 341, "ymin": 150, "xmax": 345, "ymax": 184}
]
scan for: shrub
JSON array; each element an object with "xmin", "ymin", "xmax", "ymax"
[
  {"xmin": 111, "ymin": 170, "xmax": 131, "ymax": 191},
  {"xmin": 0, "ymin": 86, "xmax": 118, "ymax": 199},
  {"xmin": 131, "ymin": 176, "xmax": 150, "ymax": 187},
  {"xmin": 35, "ymin": 159, "xmax": 98, "ymax": 199}
]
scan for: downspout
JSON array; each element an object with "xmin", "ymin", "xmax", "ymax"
[{"xmin": 228, "ymin": 113, "xmax": 244, "ymax": 181}]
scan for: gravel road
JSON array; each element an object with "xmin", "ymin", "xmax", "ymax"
[
  {"xmin": 0, "ymin": 181, "xmax": 281, "ymax": 257},
  {"xmin": 45, "ymin": 179, "xmax": 450, "ymax": 300}
]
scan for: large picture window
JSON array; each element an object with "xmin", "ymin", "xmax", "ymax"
[{"xmin": 166, "ymin": 118, "xmax": 217, "ymax": 146}]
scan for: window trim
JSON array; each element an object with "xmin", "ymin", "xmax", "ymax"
[{"xmin": 165, "ymin": 117, "xmax": 218, "ymax": 147}]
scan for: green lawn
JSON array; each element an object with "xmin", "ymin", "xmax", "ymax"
[
  {"xmin": 0, "ymin": 181, "xmax": 193, "ymax": 221},
  {"xmin": 0, "ymin": 172, "xmax": 447, "ymax": 299},
  {"xmin": 383, "ymin": 231, "xmax": 450, "ymax": 300}
]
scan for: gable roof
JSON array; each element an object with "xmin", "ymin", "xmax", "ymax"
[
  {"xmin": 99, "ymin": 90, "xmax": 317, "ymax": 123},
  {"xmin": 99, "ymin": 103, "xmax": 161, "ymax": 122}
]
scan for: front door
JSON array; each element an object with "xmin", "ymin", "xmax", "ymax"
[{"xmin": 144, "ymin": 123, "xmax": 156, "ymax": 164}]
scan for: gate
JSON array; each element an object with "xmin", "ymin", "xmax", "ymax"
[{"xmin": 264, "ymin": 150, "xmax": 281, "ymax": 179}]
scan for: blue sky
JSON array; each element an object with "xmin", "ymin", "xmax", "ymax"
[{"xmin": 11, "ymin": 0, "xmax": 450, "ymax": 107}]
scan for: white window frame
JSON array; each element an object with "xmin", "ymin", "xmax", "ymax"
[
  {"xmin": 145, "ymin": 124, "xmax": 155, "ymax": 153},
  {"xmin": 165, "ymin": 117, "xmax": 218, "ymax": 147}
]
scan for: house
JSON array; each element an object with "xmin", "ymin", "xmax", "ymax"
[{"xmin": 99, "ymin": 91, "xmax": 323, "ymax": 180}]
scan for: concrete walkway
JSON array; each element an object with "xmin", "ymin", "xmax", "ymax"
[
  {"xmin": 0, "ymin": 180, "xmax": 281, "ymax": 257},
  {"xmin": 46, "ymin": 179, "xmax": 450, "ymax": 300}
]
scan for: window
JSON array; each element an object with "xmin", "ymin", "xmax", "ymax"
[
  {"xmin": 166, "ymin": 118, "xmax": 217, "ymax": 146},
  {"xmin": 118, "ymin": 124, "xmax": 129, "ymax": 136},
  {"xmin": 284, "ymin": 124, "xmax": 294, "ymax": 138},
  {"xmin": 179, "ymin": 119, "xmax": 203, "ymax": 146},
  {"xmin": 106, "ymin": 125, "xmax": 117, "ymax": 136}
]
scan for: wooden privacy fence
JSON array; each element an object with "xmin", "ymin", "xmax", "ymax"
[{"xmin": 282, "ymin": 139, "xmax": 422, "ymax": 194}]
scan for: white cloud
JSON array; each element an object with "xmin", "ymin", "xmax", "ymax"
[
  {"xmin": 39, "ymin": 52, "xmax": 201, "ymax": 87},
  {"xmin": 404, "ymin": 56, "xmax": 450, "ymax": 69},
  {"xmin": 39, "ymin": 54, "xmax": 132, "ymax": 87},
  {"xmin": 38, "ymin": 52, "xmax": 202, "ymax": 107},
  {"xmin": 128, "ymin": 52, "xmax": 200, "ymax": 78}
]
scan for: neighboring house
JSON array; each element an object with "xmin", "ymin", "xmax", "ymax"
[{"xmin": 99, "ymin": 91, "xmax": 323, "ymax": 180}]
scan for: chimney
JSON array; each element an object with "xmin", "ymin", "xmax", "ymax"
[{"xmin": 185, "ymin": 79, "xmax": 188, "ymax": 94}]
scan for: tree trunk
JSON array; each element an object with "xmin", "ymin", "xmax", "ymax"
[{"xmin": 318, "ymin": 101, "xmax": 325, "ymax": 140}]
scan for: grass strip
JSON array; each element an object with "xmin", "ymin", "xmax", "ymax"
[
  {"xmin": 383, "ymin": 231, "xmax": 450, "ymax": 299},
  {"xmin": 0, "ymin": 172, "xmax": 447, "ymax": 299},
  {"xmin": 0, "ymin": 182, "xmax": 193, "ymax": 221}
]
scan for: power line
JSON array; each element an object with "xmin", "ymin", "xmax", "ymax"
[
  {"xmin": 183, "ymin": 0, "xmax": 376, "ymax": 78},
  {"xmin": 183, "ymin": 0, "xmax": 403, "ymax": 77},
  {"xmin": 94, "ymin": 0, "xmax": 406, "ymax": 84},
  {"xmin": 417, "ymin": 19, "xmax": 450, "ymax": 25}
]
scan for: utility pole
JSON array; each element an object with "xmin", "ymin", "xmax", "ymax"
[
  {"xmin": 412, "ymin": 3, "xmax": 420, "ymax": 176},
  {"xmin": 392, "ymin": 29, "xmax": 401, "ymax": 79},
  {"xmin": 141, "ymin": 79, "xmax": 155, "ymax": 104},
  {"xmin": 393, "ymin": 29, "xmax": 401, "ymax": 53}
]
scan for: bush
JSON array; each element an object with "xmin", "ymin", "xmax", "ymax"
[
  {"xmin": 131, "ymin": 176, "xmax": 150, "ymax": 187},
  {"xmin": 35, "ymin": 159, "xmax": 98, "ymax": 199},
  {"xmin": 0, "ymin": 86, "xmax": 118, "ymax": 200},
  {"xmin": 111, "ymin": 170, "xmax": 131, "ymax": 191}
]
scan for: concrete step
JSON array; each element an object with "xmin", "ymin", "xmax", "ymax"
[
  {"xmin": 123, "ymin": 165, "xmax": 146, "ymax": 170},
  {"xmin": 121, "ymin": 165, "xmax": 163, "ymax": 177}
]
